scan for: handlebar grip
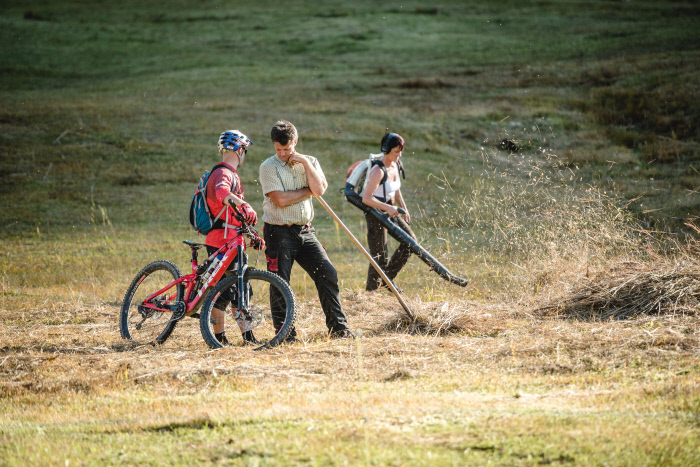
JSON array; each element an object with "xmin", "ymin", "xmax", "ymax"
[
  {"xmin": 397, "ymin": 207, "xmax": 407, "ymax": 215},
  {"xmin": 229, "ymin": 201, "xmax": 246, "ymax": 224}
]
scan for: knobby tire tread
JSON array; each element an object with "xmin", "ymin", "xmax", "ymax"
[
  {"xmin": 120, "ymin": 260, "xmax": 184, "ymax": 345},
  {"xmin": 199, "ymin": 268, "xmax": 297, "ymax": 350}
]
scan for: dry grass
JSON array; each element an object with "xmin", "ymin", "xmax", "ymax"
[
  {"xmin": 1, "ymin": 287, "xmax": 697, "ymax": 399},
  {"xmin": 1, "ymin": 144, "xmax": 697, "ymax": 466},
  {"xmin": 2, "ymin": 1, "xmax": 699, "ymax": 462},
  {"xmin": 536, "ymin": 257, "xmax": 700, "ymax": 321},
  {"xmin": 524, "ymin": 223, "xmax": 700, "ymax": 322},
  {"xmin": 1, "ymin": 277, "xmax": 699, "ymax": 464},
  {"xmin": 413, "ymin": 147, "xmax": 654, "ymax": 306}
]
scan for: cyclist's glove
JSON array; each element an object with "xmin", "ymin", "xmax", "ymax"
[
  {"xmin": 239, "ymin": 203, "xmax": 258, "ymax": 225},
  {"xmin": 250, "ymin": 234, "xmax": 265, "ymax": 250}
]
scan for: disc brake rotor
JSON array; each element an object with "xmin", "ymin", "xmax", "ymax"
[{"xmin": 235, "ymin": 306, "xmax": 263, "ymax": 332}]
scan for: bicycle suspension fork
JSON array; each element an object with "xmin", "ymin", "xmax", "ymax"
[{"xmin": 236, "ymin": 244, "xmax": 250, "ymax": 311}]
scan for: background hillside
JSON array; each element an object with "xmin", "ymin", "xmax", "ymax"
[
  {"xmin": 1, "ymin": 1, "xmax": 698, "ymax": 465},
  {"xmin": 1, "ymin": 0, "xmax": 699, "ymax": 299}
]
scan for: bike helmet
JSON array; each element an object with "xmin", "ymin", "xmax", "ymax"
[{"xmin": 218, "ymin": 130, "xmax": 253, "ymax": 154}]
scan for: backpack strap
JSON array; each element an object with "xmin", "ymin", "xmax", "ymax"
[
  {"xmin": 207, "ymin": 163, "xmax": 241, "ymax": 233},
  {"xmin": 373, "ymin": 160, "xmax": 389, "ymax": 184},
  {"xmin": 373, "ymin": 160, "xmax": 389, "ymax": 201}
]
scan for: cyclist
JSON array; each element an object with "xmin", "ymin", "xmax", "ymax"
[
  {"xmin": 205, "ymin": 130, "xmax": 260, "ymax": 345},
  {"xmin": 361, "ymin": 132, "xmax": 417, "ymax": 291}
]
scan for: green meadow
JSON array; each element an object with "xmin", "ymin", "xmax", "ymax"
[{"xmin": 1, "ymin": 1, "xmax": 699, "ymax": 465}]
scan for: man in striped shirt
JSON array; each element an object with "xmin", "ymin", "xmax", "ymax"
[{"xmin": 259, "ymin": 120, "xmax": 352, "ymax": 341}]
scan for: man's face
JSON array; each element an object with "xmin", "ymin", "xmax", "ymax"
[{"xmin": 273, "ymin": 140, "xmax": 297, "ymax": 163}]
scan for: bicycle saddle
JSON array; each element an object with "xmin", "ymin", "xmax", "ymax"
[{"xmin": 183, "ymin": 240, "xmax": 206, "ymax": 250}]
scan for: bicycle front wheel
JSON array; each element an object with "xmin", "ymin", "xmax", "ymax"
[
  {"xmin": 199, "ymin": 268, "xmax": 297, "ymax": 350},
  {"xmin": 120, "ymin": 260, "xmax": 184, "ymax": 345}
]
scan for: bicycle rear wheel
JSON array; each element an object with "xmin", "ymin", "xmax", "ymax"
[
  {"xmin": 199, "ymin": 268, "xmax": 297, "ymax": 350},
  {"xmin": 120, "ymin": 260, "xmax": 184, "ymax": 345}
]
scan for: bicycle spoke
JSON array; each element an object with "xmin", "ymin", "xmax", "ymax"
[
  {"xmin": 199, "ymin": 269, "xmax": 297, "ymax": 349},
  {"xmin": 120, "ymin": 261, "xmax": 184, "ymax": 345}
]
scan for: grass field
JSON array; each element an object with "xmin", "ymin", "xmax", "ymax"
[{"xmin": 1, "ymin": 0, "xmax": 699, "ymax": 465}]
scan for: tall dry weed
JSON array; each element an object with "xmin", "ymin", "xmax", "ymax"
[{"xmin": 414, "ymin": 147, "xmax": 666, "ymax": 307}]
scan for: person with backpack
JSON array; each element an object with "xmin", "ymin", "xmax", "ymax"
[
  {"xmin": 202, "ymin": 130, "xmax": 260, "ymax": 345},
  {"xmin": 259, "ymin": 120, "xmax": 353, "ymax": 341},
  {"xmin": 360, "ymin": 132, "xmax": 417, "ymax": 291}
]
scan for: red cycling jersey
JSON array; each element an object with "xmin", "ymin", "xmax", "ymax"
[{"xmin": 205, "ymin": 162, "xmax": 244, "ymax": 248}]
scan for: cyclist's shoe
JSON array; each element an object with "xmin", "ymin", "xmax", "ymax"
[
  {"xmin": 241, "ymin": 330, "xmax": 259, "ymax": 345},
  {"xmin": 330, "ymin": 328, "xmax": 355, "ymax": 339},
  {"xmin": 215, "ymin": 332, "xmax": 230, "ymax": 346}
]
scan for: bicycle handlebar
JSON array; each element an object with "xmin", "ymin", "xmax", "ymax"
[
  {"xmin": 228, "ymin": 202, "xmax": 264, "ymax": 249},
  {"xmin": 229, "ymin": 202, "xmax": 246, "ymax": 224}
]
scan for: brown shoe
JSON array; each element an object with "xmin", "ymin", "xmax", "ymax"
[{"xmin": 330, "ymin": 328, "xmax": 355, "ymax": 339}]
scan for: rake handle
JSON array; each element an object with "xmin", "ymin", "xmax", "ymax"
[{"xmin": 316, "ymin": 196, "xmax": 415, "ymax": 322}]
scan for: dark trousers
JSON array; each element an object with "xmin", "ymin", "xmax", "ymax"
[
  {"xmin": 264, "ymin": 223, "xmax": 348, "ymax": 337},
  {"xmin": 206, "ymin": 245, "xmax": 238, "ymax": 310},
  {"xmin": 365, "ymin": 212, "xmax": 417, "ymax": 291}
]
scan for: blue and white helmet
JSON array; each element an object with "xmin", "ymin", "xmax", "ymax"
[{"xmin": 218, "ymin": 130, "xmax": 253, "ymax": 154}]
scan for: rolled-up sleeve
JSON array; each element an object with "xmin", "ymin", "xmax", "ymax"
[
  {"xmin": 214, "ymin": 170, "xmax": 234, "ymax": 202},
  {"xmin": 310, "ymin": 158, "xmax": 326, "ymax": 184}
]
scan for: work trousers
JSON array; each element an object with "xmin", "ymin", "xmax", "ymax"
[
  {"xmin": 264, "ymin": 223, "xmax": 348, "ymax": 337},
  {"xmin": 365, "ymin": 212, "xmax": 417, "ymax": 291}
]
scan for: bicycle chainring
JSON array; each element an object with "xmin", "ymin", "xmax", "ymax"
[{"xmin": 172, "ymin": 301, "xmax": 187, "ymax": 320}]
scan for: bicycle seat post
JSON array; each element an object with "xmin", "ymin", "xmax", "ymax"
[{"xmin": 190, "ymin": 246, "xmax": 204, "ymax": 278}]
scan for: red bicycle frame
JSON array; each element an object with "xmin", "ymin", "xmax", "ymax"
[{"xmin": 138, "ymin": 231, "xmax": 249, "ymax": 317}]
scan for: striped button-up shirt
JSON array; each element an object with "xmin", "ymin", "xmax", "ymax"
[{"xmin": 259, "ymin": 154, "xmax": 325, "ymax": 225}]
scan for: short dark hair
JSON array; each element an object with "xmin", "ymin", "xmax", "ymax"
[
  {"xmin": 381, "ymin": 132, "xmax": 405, "ymax": 154},
  {"xmin": 270, "ymin": 120, "xmax": 298, "ymax": 146}
]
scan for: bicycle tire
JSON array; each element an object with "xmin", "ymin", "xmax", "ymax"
[
  {"xmin": 199, "ymin": 268, "xmax": 297, "ymax": 350},
  {"xmin": 120, "ymin": 260, "xmax": 184, "ymax": 345}
]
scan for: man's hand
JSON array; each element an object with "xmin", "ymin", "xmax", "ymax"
[
  {"xmin": 250, "ymin": 234, "xmax": 265, "ymax": 250},
  {"xmin": 289, "ymin": 151, "xmax": 328, "ymax": 197},
  {"xmin": 287, "ymin": 152, "xmax": 309, "ymax": 167}
]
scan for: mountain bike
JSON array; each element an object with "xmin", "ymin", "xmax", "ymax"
[{"xmin": 119, "ymin": 208, "xmax": 296, "ymax": 350}]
